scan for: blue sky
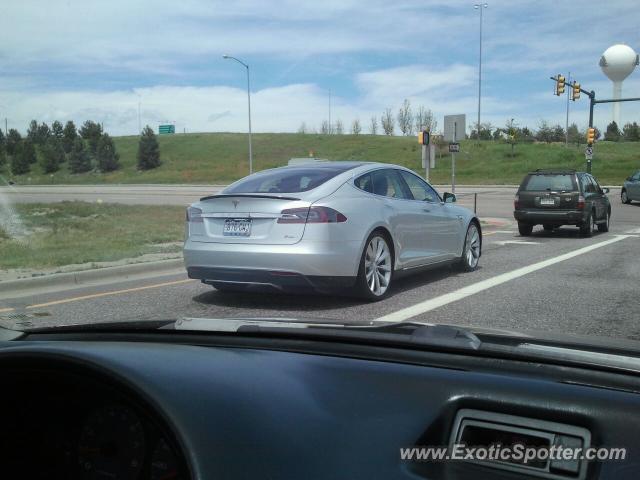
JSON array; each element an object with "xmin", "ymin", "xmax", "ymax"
[{"xmin": 1, "ymin": 0, "xmax": 639, "ymax": 135}]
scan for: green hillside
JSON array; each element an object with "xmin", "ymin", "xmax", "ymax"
[{"xmin": 4, "ymin": 133, "xmax": 640, "ymax": 186}]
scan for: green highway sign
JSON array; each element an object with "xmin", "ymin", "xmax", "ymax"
[{"xmin": 159, "ymin": 124, "xmax": 175, "ymax": 135}]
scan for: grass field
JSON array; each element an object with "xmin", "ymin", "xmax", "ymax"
[
  {"xmin": 0, "ymin": 202, "xmax": 184, "ymax": 270},
  {"xmin": 4, "ymin": 133, "xmax": 640, "ymax": 186}
]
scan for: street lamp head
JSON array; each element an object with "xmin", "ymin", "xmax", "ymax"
[
  {"xmin": 222, "ymin": 54, "xmax": 229, "ymax": 59},
  {"xmin": 474, "ymin": 3, "xmax": 488, "ymax": 7}
]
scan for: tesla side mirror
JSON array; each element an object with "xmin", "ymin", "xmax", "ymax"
[
  {"xmin": 443, "ymin": 192, "xmax": 456, "ymax": 203},
  {"xmin": 602, "ymin": 187, "xmax": 610, "ymax": 194}
]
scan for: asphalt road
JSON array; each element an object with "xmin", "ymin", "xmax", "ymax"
[{"xmin": 1, "ymin": 188, "xmax": 639, "ymax": 341}]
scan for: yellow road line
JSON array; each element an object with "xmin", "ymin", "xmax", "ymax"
[
  {"xmin": 26, "ymin": 279, "xmax": 195, "ymax": 309},
  {"xmin": 0, "ymin": 307, "xmax": 16, "ymax": 313}
]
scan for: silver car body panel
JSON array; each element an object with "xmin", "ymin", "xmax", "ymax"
[{"xmin": 183, "ymin": 162, "xmax": 479, "ymax": 287}]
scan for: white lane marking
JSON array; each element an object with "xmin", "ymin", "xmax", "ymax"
[
  {"xmin": 375, "ymin": 235, "xmax": 633, "ymax": 323},
  {"xmin": 494, "ymin": 240, "xmax": 540, "ymax": 246},
  {"xmin": 494, "ymin": 230, "xmax": 516, "ymax": 234},
  {"xmin": 625, "ymin": 227, "xmax": 640, "ymax": 234}
]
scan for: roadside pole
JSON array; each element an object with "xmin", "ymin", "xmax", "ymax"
[
  {"xmin": 422, "ymin": 144, "xmax": 429, "ymax": 181},
  {"xmin": 418, "ymin": 130, "xmax": 431, "ymax": 181},
  {"xmin": 451, "ymin": 122, "xmax": 457, "ymax": 193}
]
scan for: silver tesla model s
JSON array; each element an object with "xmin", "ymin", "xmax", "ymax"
[{"xmin": 184, "ymin": 161, "xmax": 481, "ymax": 300}]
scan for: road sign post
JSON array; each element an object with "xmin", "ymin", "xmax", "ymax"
[{"xmin": 444, "ymin": 115, "xmax": 465, "ymax": 194}]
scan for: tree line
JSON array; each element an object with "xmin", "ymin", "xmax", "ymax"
[
  {"xmin": 0, "ymin": 121, "xmax": 162, "ymax": 177},
  {"xmin": 297, "ymin": 99, "xmax": 438, "ymax": 136}
]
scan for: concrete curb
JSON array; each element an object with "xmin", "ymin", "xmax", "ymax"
[{"xmin": 1, "ymin": 258, "xmax": 185, "ymax": 298}]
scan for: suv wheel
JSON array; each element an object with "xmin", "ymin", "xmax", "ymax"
[
  {"xmin": 598, "ymin": 210, "xmax": 610, "ymax": 233},
  {"xmin": 518, "ymin": 222, "xmax": 533, "ymax": 236},
  {"xmin": 579, "ymin": 210, "xmax": 596, "ymax": 236},
  {"xmin": 621, "ymin": 189, "xmax": 631, "ymax": 204}
]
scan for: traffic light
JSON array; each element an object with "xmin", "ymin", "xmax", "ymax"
[
  {"xmin": 418, "ymin": 130, "xmax": 430, "ymax": 145},
  {"xmin": 586, "ymin": 128, "xmax": 596, "ymax": 145},
  {"xmin": 555, "ymin": 75, "xmax": 565, "ymax": 96},
  {"xmin": 572, "ymin": 82, "xmax": 581, "ymax": 101}
]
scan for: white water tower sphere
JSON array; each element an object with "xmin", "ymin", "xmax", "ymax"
[{"xmin": 599, "ymin": 44, "xmax": 639, "ymax": 126}]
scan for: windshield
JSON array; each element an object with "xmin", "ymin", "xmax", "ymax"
[
  {"xmin": 523, "ymin": 174, "xmax": 577, "ymax": 191},
  {"xmin": 1, "ymin": 1, "xmax": 640, "ymax": 359}
]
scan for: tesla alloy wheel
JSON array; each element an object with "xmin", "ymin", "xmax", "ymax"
[
  {"xmin": 458, "ymin": 222, "xmax": 481, "ymax": 272},
  {"xmin": 356, "ymin": 233, "xmax": 393, "ymax": 301}
]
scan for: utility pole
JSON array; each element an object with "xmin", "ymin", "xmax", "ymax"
[
  {"xmin": 474, "ymin": 3, "xmax": 488, "ymax": 143},
  {"xmin": 328, "ymin": 88, "xmax": 332, "ymax": 134},
  {"xmin": 565, "ymin": 72, "xmax": 570, "ymax": 146}
]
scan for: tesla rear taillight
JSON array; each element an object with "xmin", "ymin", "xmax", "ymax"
[
  {"xmin": 577, "ymin": 195, "xmax": 585, "ymax": 210},
  {"xmin": 278, "ymin": 207, "xmax": 347, "ymax": 224},
  {"xmin": 514, "ymin": 194, "xmax": 520, "ymax": 209},
  {"xmin": 186, "ymin": 206, "xmax": 203, "ymax": 223}
]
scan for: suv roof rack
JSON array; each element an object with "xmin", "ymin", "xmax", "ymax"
[{"xmin": 529, "ymin": 168, "xmax": 578, "ymax": 175}]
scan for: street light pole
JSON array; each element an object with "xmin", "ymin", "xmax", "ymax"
[
  {"xmin": 223, "ymin": 54, "xmax": 253, "ymax": 174},
  {"xmin": 565, "ymin": 72, "xmax": 570, "ymax": 146},
  {"xmin": 137, "ymin": 94, "xmax": 141, "ymax": 134},
  {"xmin": 474, "ymin": 3, "xmax": 488, "ymax": 142}
]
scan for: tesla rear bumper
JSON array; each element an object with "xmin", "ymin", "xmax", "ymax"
[{"xmin": 183, "ymin": 238, "xmax": 361, "ymax": 292}]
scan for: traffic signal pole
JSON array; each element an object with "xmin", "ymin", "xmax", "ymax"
[{"xmin": 550, "ymin": 75, "xmax": 640, "ymax": 173}]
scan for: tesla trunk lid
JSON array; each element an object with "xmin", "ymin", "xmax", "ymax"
[{"xmin": 189, "ymin": 195, "xmax": 310, "ymax": 245}]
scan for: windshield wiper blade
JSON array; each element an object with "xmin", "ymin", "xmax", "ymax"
[{"xmin": 172, "ymin": 318, "xmax": 482, "ymax": 350}]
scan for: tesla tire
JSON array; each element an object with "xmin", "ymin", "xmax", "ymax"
[{"xmin": 355, "ymin": 232, "xmax": 393, "ymax": 301}]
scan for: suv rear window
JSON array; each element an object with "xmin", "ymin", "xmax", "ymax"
[
  {"xmin": 522, "ymin": 174, "xmax": 577, "ymax": 192},
  {"xmin": 225, "ymin": 166, "xmax": 350, "ymax": 194}
]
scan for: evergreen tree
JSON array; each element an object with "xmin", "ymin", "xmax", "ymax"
[
  {"xmin": 604, "ymin": 121, "xmax": 621, "ymax": 141},
  {"xmin": 68, "ymin": 137, "xmax": 92, "ymax": 173},
  {"xmin": 96, "ymin": 133, "xmax": 121, "ymax": 172},
  {"xmin": 0, "ymin": 130, "xmax": 6, "ymax": 170},
  {"xmin": 51, "ymin": 121, "xmax": 64, "ymax": 140},
  {"xmin": 6, "ymin": 129, "xmax": 22, "ymax": 156},
  {"xmin": 137, "ymin": 125, "xmax": 161, "ymax": 170},
  {"xmin": 622, "ymin": 122, "xmax": 640, "ymax": 141},
  {"xmin": 40, "ymin": 138, "xmax": 64, "ymax": 173},
  {"xmin": 62, "ymin": 120, "xmax": 78, "ymax": 154},
  {"xmin": 11, "ymin": 140, "xmax": 34, "ymax": 175},
  {"xmin": 79, "ymin": 120, "xmax": 103, "ymax": 154},
  {"xmin": 26, "ymin": 120, "xmax": 39, "ymax": 143},
  {"xmin": 36, "ymin": 122, "xmax": 51, "ymax": 144}
]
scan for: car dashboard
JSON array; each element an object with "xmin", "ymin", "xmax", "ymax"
[{"xmin": 1, "ymin": 331, "xmax": 640, "ymax": 479}]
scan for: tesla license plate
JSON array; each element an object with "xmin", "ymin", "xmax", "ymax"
[
  {"xmin": 223, "ymin": 218, "xmax": 252, "ymax": 236},
  {"xmin": 540, "ymin": 197, "xmax": 555, "ymax": 206}
]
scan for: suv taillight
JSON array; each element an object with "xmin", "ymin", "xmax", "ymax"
[
  {"xmin": 577, "ymin": 195, "xmax": 585, "ymax": 210},
  {"xmin": 186, "ymin": 206, "xmax": 203, "ymax": 222},
  {"xmin": 514, "ymin": 194, "xmax": 520, "ymax": 210},
  {"xmin": 278, "ymin": 207, "xmax": 347, "ymax": 224}
]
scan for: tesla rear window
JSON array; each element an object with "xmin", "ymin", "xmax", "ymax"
[
  {"xmin": 523, "ymin": 174, "xmax": 577, "ymax": 191},
  {"xmin": 225, "ymin": 167, "xmax": 351, "ymax": 194}
]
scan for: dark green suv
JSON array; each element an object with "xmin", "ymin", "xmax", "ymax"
[{"xmin": 513, "ymin": 169, "xmax": 611, "ymax": 236}]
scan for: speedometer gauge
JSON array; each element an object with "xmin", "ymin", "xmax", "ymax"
[
  {"xmin": 77, "ymin": 405, "xmax": 145, "ymax": 480},
  {"xmin": 150, "ymin": 438, "xmax": 181, "ymax": 480}
]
